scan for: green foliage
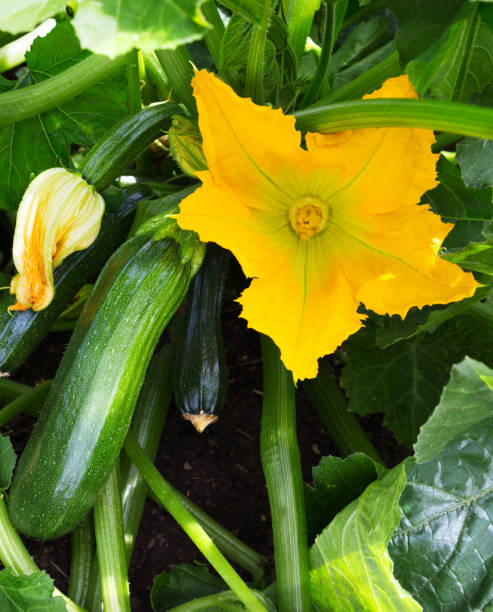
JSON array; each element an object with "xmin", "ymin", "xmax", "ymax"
[
  {"xmin": 406, "ymin": 2, "xmax": 493, "ymax": 102},
  {"xmin": 218, "ymin": 0, "xmax": 266, "ymax": 26},
  {"xmin": 309, "ymin": 465, "xmax": 421, "ymax": 611},
  {"xmin": 389, "ymin": 420, "xmax": 493, "ymax": 610},
  {"xmin": 304, "ymin": 453, "xmax": 384, "ymax": 542},
  {"xmin": 0, "ymin": 569, "xmax": 66, "ymax": 611},
  {"xmin": 150, "ymin": 564, "xmax": 226, "ymax": 610},
  {"xmin": 0, "ymin": 1, "xmax": 66, "ymax": 34},
  {"xmin": 457, "ymin": 138, "xmax": 493, "ymax": 189},
  {"xmin": 71, "ymin": 0, "xmax": 209, "ymax": 58},
  {"xmin": 414, "ymin": 357, "xmax": 493, "ymax": 463},
  {"xmin": 0, "ymin": 435, "xmax": 15, "ymax": 492},
  {"xmin": 0, "ymin": 21, "xmax": 128, "ymax": 212},
  {"xmin": 341, "ymin": 317, "xmax": 493, "ymax": 446}
]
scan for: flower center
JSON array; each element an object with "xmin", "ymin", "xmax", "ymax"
[{"xmin": 289, "ymin": 196, "xmax": 329, "ymax": 240}]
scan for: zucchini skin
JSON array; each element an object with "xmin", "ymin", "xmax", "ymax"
[
  {"xmin": 175, "ymin": 244, "xmax": 229, "ymax": 427},
  {"xmin": 0, "ymin": 195, "xmax": 139, "ymax": 375},
  {"xmin": 8, "ymin": 234, "xmax": 198, "ymax": 539}
]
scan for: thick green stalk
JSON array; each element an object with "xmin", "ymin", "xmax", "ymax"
[
  {"xmin": 283, "ymin": 0, "xmax": 322, "ymax": 61},
  {"xmin": 149, "ymin": 481, "xmax": 267, "ymax": 582},
  {"xmin": 303, "ymin": 362, "xmax": 383, "ymax": 463},
  {"xmin": 260, "ymin": 336, "xmax": 311, "ymax": 612},
  {"xmin": 93, "ymin": 464, "xmax": 130, "ymax": 612},
  {"xmin": 245, "ymin": 1, "xmax": 273, "ymax": 103},
  {"xmin": 341, "ymin": 0, "xmax": 385, "ymax": 30},
  {"xmin": 317, "ymin": 48, "xmax": 401, "ymax": 104},
  {"xmin": 0, "ymin": 379, "xmax": 31, "ymax": 403},
  {"xmin": 155, "ymin": 47, "xmax": 196, "ymax": 116},
  {"xmin": 301, "ymin": 0, "xmax": 347, "ymax": 108},
  {"xmin": 0, "ymin": 381, "xmax": 51, "ymax": 427},
  {"xmin": 143, "ymin": 51, "xmax": 170, "ymax": 100},
  {"xmin": 202, "ymin": 0, "xmax": 225, "ymax": 68},
  {"xmin": 68, "ymin": 514, "xmax": 95, "ymax": 609},
  {"xmin": 0, "ymin": 54, "xmax": 126, "ymax": 127},
  {"xmin": 432, "ymin": 132, "xmax": 461, "ymax": 153},
  {"xmin": 168, "ymin": 589, "xmax": 275, "ymax": 612},
  {"xmin": 295, "ymin": 98, "xmax": 493, "ymax": 139},
  {"xmin": 0, "ymin": 496, "xmax": 83, "ymax": 612},
  {"xmin": 124, "ymin": 434, "xmax": 268, "ymax": 612},
  {"xmin": 126, "ymin": 49, "xmax": 142, "ymax": 113}
]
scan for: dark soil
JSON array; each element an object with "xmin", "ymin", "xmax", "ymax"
[{"xmin": 3, "ymin": 302, "xmax": 409, "ymax": 611}]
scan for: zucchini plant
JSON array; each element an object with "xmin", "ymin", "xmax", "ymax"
[{"xmin": 0, "ymin": 1, "xmax": 493, "ymax": 611}]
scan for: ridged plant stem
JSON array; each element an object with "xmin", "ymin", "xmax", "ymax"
[
  {"xmin": 93, "ymin": 465, "xmax": 130, "ymax": 612},
  {"xmin": 68, "ymin": 514, "xmax": 95, "ymax": 609},
  {"xmin": 0, "ymin": 495, "xmax": 83, "ymax": 612},
  {"xmin": 303, "ymin": 361, "xmax": 383, "ymax": 463},
  {"xmin": 260, "ymin": 336, "xmax": 311, "ymax": 612},
  {"xmin": 0, "ymin": 381, "xmax": 51, "ymax": 427},
  {"xmin": 124, "ymin": 434, "xmax": 268, "ymax": 612},
  {"xmin": 155, "ymin": 47, "xmax": 196, "ymax": 116},
  {"xmin": 245, "ymin": 1, "xmax": 273, "ymax": 103},
  {"xmin": 0, "ymin": 54, "xmax": 125, "ymax": 127}
]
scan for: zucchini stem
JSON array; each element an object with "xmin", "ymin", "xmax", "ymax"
[
  {"xmin": 168, "ymin": 588, "xmax": 275, "ymax": 612},
  {"xmin": 155, "ymin": 47, "xmax": 196, "ymax": 117},
  {"xmin": 244, "ymin": 1, "xmax": 273, "ymax": 103},
  {"xmin": 303, "ymin": 361, "xmax": 384, "ymax": 463},
  {"xmin": 124, "ymin": 433, "xmax": 269, "ymax": 612},
  {"xmin": 0, "ymin": 495, "xmax": 83, "ymax": 612},
  {"xmin": 0, "ymin": 381, "xmax": 51, "ymax": 428},
  {"xmin": 260, "ymin": 335, "xmax": 311, "ymax": 612},
  {"xmin": 68, "ymin": 514, "xmax": 95, "ymax": 609},
  {"xmin": 93, "ymin": 464, "xmax": 131, "ymax": 612},
  {"xmin": 0, "ymin": 379, "xmax": 32, "ymax": 403}
]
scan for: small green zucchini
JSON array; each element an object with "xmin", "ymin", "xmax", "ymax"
[
  {"xmin": 8, "ymin": 231, "xmax": 204, "ymax": 539},
  {"xmin": 0, "ymin": 194, "xmax": 139, "ymax": 375},
  {"xmin": 174, "ymin": 244, "xmax": 229, "ymax": 433}
]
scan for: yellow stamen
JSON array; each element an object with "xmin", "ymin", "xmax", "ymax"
[{"xmin": 289, "ymin": 195, "xmax": 329, "ymax": 240}]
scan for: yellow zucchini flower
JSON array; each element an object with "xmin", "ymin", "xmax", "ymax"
[
  {"xmin": 10, "ymin": 168, "xmax": 104, "ymax": 312},
  {"xmin": 176, "ymin": 71, "xmax": 479, "ymax": 381}
]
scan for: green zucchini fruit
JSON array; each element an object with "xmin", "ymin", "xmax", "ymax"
[
  {"xmin": 8, "ymin": 231, "xmax": 204, "ymax": 539},
  {"xmin": 80, "ymin": 101, "xmax": 181, "ymax": 192},
  {"xmin": 0, "ymin": 194, "xmax": 139, "ymax": 375},
  {"xmin": 174, "ymin": 244, "xmax": 229, "ymax": 433}
]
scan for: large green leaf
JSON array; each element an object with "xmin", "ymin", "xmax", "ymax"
[
  {"xmin": 304, "ymin": 453, "xmax": 384, "ymax": 543},
  {"xmin": 375, "ymin": 285, "xmax": 492, "ymax": 349},
  {"xmin": 457, "ymin": 138, "xmax": 493, "ymax": 189},
  {"xmin": 341, "ymin": 317, "xmax": 493, "ymax": 446},
  {"xmin": 388, "ymin": 0, "xmax": 465, "ymax": 65},
  {"xmin": 310, "ymin": 465, "xmax": 421, "ymax": 611},
  {"xmin": 71, "ymin": 0, "xmax": 209, "ymax": 58},
  {"xmin": 0, "ymin": 1, "xmax": 66, "ymax": 34},
  {"xmin": 151, "ymin": 564, "xmax": 226, "ymax": 610},
  {"xmin": 389, "ymin": 420, "xmax": 493, "ymax": 611},
  {"xmin": 0, "ymin": 435, "xmax": 15, "ymax": 493},
  {"xmin": 414, "ymin": 357, "xmax": 493, "ymax": 463},
  {"xmin": 0, "ymin": 21, "xmax": 128, "ymax": 212},
  {"xmin": 407, "ymin": 2, "xmax": 493, "ymax": 102},
  {"xmin": 0, "ymin": 569, "xmax": 66, "ymax": 611}
]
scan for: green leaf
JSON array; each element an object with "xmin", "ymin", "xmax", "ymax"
[
  {"xmin": 151, "ymin": 564, "xmax": 227, "ymax": 610},
  {"xmin": 217, "ymin": 0, "xmax": 265, "ymax": 26},
  {"xmin": 375, "ymin": 285, "xmax": 492, "ymax": 348},
  {"xmin": 407, "ymin": 2, "xmax": 493, "ymax": 102},
  {"xmin": 71, "ymin": 0, "xmax": 209, "ymax": 58},
  {"xmin": 457, "ymin": 138, "xmax": 493, "ymax": 189},
  {"xmin": 0, "ymin": 21, "xmax": 128, "ymax": 212},
  {"xmin": 304, "ymin": 453, "xmax": 384, "ymax": 543},
  {"xmin": 389, "ymin": 420, "xmax": 493, "ymax": 610},
  {"xmin": 0, "ymin": 435, "xmax": 15, "ymax": 493},
  {"xmin": 341, "ymin": 317, "xmax": 493, "ymax": 446},
  {"xmin": 388, "ymin": 0, "xmax": 465, "ymax": 65},
  {"xmin": 282, "ymin": 0, "xmax": 321, "ymax": 60},
  {"xmin": 414, "ymin": 357, "xmax": 493, "ymax": 463},
  {"xmin": 218, "ymin": 13, "xmax": 252, "ymax": 75},
  {"xmin": 0, "ymin": 569, "xmax": 66, "ymax": 611},
  {"xmin": 310, "ymin": 465, "xmax": 421, "ymax": 611},
  {"xmin": 333, "ymin": 40, "xmax": 396, "ymax": 89},
  {"xmin": 0, "ymin": 1, "xmax": 66, "ymax": 34}
]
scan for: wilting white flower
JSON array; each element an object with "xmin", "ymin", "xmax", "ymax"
[{"xmin": 10, "ymin": 168, "xmax": 104, "ymax": 312}]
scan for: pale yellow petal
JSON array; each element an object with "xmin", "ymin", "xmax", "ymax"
[
  {"xmin": 176, "ymin": 172, "xmax": 290, "ymax": 279},
  {"xmin": 305, "ymin": 75, "xmax": 438, "ymax": 215},
  {"xmin": 238, "ymin": 239, "xmax": 364, "ymax": 381}
]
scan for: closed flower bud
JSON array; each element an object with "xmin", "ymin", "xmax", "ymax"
[
  {"xmin": 9, "ymin": 168, "xmax": 104, "ymax": 312},
  {"xmin": 168, "ymin": 115, "xmax": 207, "ymax": 176}
]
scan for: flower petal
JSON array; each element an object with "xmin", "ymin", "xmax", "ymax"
[
  {"xmin": 192, "ymin": 70, "xmax": 307, "ymax": 211},
  {"xmin": 330, "ymin": 203, "xmax": 480, "ymax": 318},
  {"xmin": 305, "ymin": 75, "xmax": 438, "ymax": 215},
  {"xmin": 237, "ymin": 239, "xmax": 364, "ymax": 381},
  {"xmin": 176, "ymin": 172, "xmax": 289, "ymax": 278}
]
